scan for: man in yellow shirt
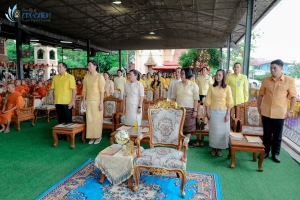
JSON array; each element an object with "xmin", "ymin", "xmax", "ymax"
[
  {"xmin": 114, "ymin": 69, "xmax": 127, "ymax": 99},
  {"xmin": 226, "ymin": 62, "xmax": 248, "ymax": 106},
  {"xmin": 51, "ymin": 62, "xmax": 76, "ymax": 124},
  {"xmin": 257, "ymin": 59, "xmax": 297, "ymax": 163},
  {"xmin": 195, "ymin": 66, "xmax": 213, "ymax": 103}
]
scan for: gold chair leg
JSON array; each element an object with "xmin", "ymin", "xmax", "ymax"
[
  {"xmin": 133, "ymin": 168, "xmax": 139, "ymax": 192},
  {"xmin": 180, "ymin": 171, "xmax": 186, "ymax": 198}
]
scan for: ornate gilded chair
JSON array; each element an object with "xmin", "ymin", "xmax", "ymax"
[
  {"xmin": 232, "ymin": 100, "xmax": 263, "ymax": 136},
  {"xmin": 103, "ymin": 95, "xmax": 123, "ymax": 131},
  {"xmin": 133, "ymin": 100, "xmax": 188, "ymax": 198},
  {"xmin": 34, "ymin": 90, "xmax": 56, "ymax": 122}
]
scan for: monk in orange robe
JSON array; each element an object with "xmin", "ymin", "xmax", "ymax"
[
  {"xmin": 14, "ymin": 79, "xmax": 26, "ymax": 94},
  {"xmin": 44, "ymin": 80, "xmax": 51, "ymax": 90},
  {"xmin": 30, "ymin": 79, "xmax": 37, "ymax": 94},
  {"xmin": 76, "ymin": 80, "xmax": 83, "ymax": 95},
  {"xmin": 36, "ymin": 81, "xmax": 47, "ymax": 97},
  {"xmin": 21, "ymin": 80, "xmax": 30, "ymax": 93},
  {"xmin": 0, "ymin": 84, "xmax": 25, "ymax": 133}
]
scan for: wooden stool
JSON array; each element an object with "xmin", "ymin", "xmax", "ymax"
[{"xmin": 52, "ymin": 124, "xmax": 86, "ymax": 149}]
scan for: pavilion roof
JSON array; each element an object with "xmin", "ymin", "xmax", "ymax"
[{"xmin": 0, "ymin": 0, "xmax": 281, "ymax": 52}]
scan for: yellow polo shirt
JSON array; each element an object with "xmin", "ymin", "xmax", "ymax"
[
  {"xmin": 259, "ymin": 74, "xmax": 297, "ymax": 119},
  {"xmin": 51, "ymin": 72, "xmax": 76, "ymax": 104},
  {"xmin": 226, "ymin": 73, "xmax": 248, "ymax": 106},
  {"xmin": 196, "ymin": 74, "xmax": 213, "ymax": 95}
]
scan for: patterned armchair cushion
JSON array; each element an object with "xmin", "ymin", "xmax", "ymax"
[
  {"xmin": 103, "ymin": 117, "xmax": 112, "ymax": 124},
  {"xmin": 80, "ymin": 100, "xmax": 86, "ymax": 115},
  {"xmin": 161, "ymin": 89, "xmax": 167, "ymax": 98},
  {"xmin": 134, "ymin": 147, "xmax": 186, "ymax": 170},
  {"xmin": 35, "ymin": 105, "xmax": 56, "ymax": 110},
  {"xmin": 242, "ymin": 126, "xmax": 263, "ymax": 135},
  {"xmin": 24, "ymin": 97, "xmax": 29, "ymax": 108},
  {"xmin": 246, "ymin": 106, "xmax": 260, "ymax": 126},
  {"xmin": 150, "ymin": 108, "xmax": 183, "ymax": 145},
  {"xmin": 146, "ymin": 90, "xmax": 154, "ymax": 101},
  {"xmin": 119, "ymin": 114, "xmax": 125, "ymax": 124},
  {"xmin": 113, "ymin": 90, "xmax": 120, "ymax": 98},
  {"xmin": 141, "ymin": 120, "xmax": 149, "ymax": 127},
  {"xmin": 72, "ymin": 116, "xmax": 85, "ymax": 123},
  {"xmin": 104, "ymin": 101, "xmax": 116, "ymax": 117},
  {"xmin": 47, "ymin": 90, "xmax": 54, "ymax": 105},
  {"xmin": 34, "ymin": 99, "xmax": 43, "ymax": 108}
]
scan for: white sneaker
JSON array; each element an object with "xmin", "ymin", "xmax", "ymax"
[
  {"xmin": 89, "ymin": 139, "xmax": 95, "ymax": 144},
  {"xmin": 94, "ymin": 138, "xmax": 102, "ymax": 144}
]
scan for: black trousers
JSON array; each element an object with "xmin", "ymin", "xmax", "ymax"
[
  {"xmin": 262, "ymin": 116, "xmax": 284, "ymax": 156},
  {"xmin": 199, "ymin": 95, "xmax": 206, "ymax": 104},
  {"xmin": 55, "ymin": 104, "xmax": 72, "ymax": 124}
]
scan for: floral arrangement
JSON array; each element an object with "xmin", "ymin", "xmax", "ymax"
[{"xmin": 115, "ymin": 130, "xmax": 130, "ymax": 145}]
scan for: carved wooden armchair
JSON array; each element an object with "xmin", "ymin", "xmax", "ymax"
[
  {"xmin": 11, "ymin": 95, "xmax": 35, "ymax": 131},
  {"xmin": 103, "ymin": 95, "xmax": 123, "ymax": 131},
  {"xmin": 133, "ymin": 100, "xmax": 188, "ymax": 198},
  {"xmin": 232, "ymin": 100, "xmax": 263, "ymax": 136},
  {"xmin": 34, "ymin": 90, "xmax": 56, "ymax": 122}
]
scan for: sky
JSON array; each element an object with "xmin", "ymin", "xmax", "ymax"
[{"xmin": 252, "ymin": 0, "xmax": 300, "ymax": 62}]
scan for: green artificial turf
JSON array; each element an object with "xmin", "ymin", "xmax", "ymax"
[{"xmin": 0, "ymin": 119, "xmax": 299, "ymax": 200}]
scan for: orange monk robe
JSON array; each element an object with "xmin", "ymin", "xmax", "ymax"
[
  {"xmin": 36, "ymin": 86, "xmax": 47, "ymax": 97},
  {"xmin": 31, "ymin": 84, "xmax": 37, "ymax": 93},
  {"xmin": 45, "ymin": 84, "xmax": 51, "ymax": 90},
  {"xmin": 15, "ymin": 86, "xmax": 26, "ymax": 94},
  {"xmin": 76, "ymin": 83, "xmax": 83, "ymax": 95},
  {"xmin": 0, "ymin": 91, "xmax": 25, "ymax": 124},
  {"xmin": 22, "ymin": 84, "xmax": 30, "ymax": 93}
]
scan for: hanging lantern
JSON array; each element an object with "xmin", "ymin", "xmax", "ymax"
[
  {"xmin": 52, "ymin": 64, "xmax": 54, "ymax": 68},
  {"xmin": 30, "ymin": 64, "xmax": 33, "ymax": 69},
  {"xmin": 46, "ymin": 64, "xmax": 49, "ymax": 68},
  {"xmin": 35, "ymin": 64, "xmax": 38, "ymax": 69},
  {"xmin": 41, "ymin": 63, "xmax": 44, "ymax": 68}
]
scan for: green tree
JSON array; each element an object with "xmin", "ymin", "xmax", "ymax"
[
  {"xmin": 178, "ymin": 48, "xmax": 220, "ymax": 74},
  {"xmin": 6, "ymin": 39, "xmax": 34, "ymax": 64},
  {"xmin": 289, "ymin": 61, "xmax": 300, "ymax": 78},
  {"xmin": 223, "ymin": 28, "xmax": 263, "ymax": 67}
]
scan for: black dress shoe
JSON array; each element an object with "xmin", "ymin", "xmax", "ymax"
[
  {"xmin": 264, "ymin": 153, "xmax": 269, "ymax": 158},
  {"xmin": 272, "ymin": 155, "xmax": 280, "ymax": 163}
]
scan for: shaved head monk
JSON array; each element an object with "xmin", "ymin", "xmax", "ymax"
[
  {"xmin": 14, "ymin": 79, "xmax": 25, "ymax": 94},
  {"xmin": 36, "ymin": 81, "xmax": 47, "ymax": 97},
  {"xmin": 21, "ymin": 80, "xmax": 30, "ymax": 93},
  {"xmin": 0, "ymin": 84, "xmax": 25, "ymax": 133}
]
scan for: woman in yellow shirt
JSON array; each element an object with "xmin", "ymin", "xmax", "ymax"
[
  {"xmin": 83, "ymin": 61, "xmax": 105, "ymax": 145},
  {"xmin": 205, "ymin": 69, "xmax": 234, "ymax": 156},
  {"xmin": 150, "ymin": 74, "xmax": 162, "ymax": 99}
]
